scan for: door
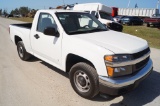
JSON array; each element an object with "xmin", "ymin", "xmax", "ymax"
[{"xmin": 31, "ymin": 13, "xmax": 62, "ymax": 66}]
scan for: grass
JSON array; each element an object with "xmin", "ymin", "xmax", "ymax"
[
  {"xmin": 9, "ymin": 17, "xmax": 160, "ymax": 49},
  {"xmin": 123, "ymin": 25, "xmax": 160, "ymax": 49}
]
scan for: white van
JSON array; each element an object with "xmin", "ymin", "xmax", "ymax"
[{"xmin": 73, "ymin": 3, "xmax": 123, "ymax": 31}]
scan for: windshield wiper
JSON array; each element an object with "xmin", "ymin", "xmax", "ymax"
[
  {"xmin": 89, "ymin": 28, "xmax": 107, "ymax": 32},
  {"xmin": 68, "ymin": 30, "xmax": 88, "ymax": 35},
  {"xmin": 68, "ymin": 28, "xmax": 107, "ymax": 35}
]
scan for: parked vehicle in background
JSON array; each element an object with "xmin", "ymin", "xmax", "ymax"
[
  {"xmin": 113, "ymin": 15, "xmax": 125, "ymax": 23},
  {"xmin": 6, "ymin": 14, "xmax": 14, "ymax": 18},
  {"xmin": 144, "ymin": 14, "xmax": 160, "ymax": 27},
  {"xmin": 14, "ymin": 14, "xmax": 22, "ymax": 18},
  {"xmin": 119, "ymin": 16, "xmax": 143, "ymax": 25},
  {"xmin": 9, "ymin": 9, "xmax": 153, "ymax": 99},
  {"xmin": 1, "ymin": 15, "xmax": 5, "ymax": 17},
  {"xmin": 73, "ymin": 3, "xmax": 123, "ymax": 32}
]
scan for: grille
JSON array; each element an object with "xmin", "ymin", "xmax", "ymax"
[
  {"xmin": 132, "ymin": 48, "xmax": 150, "ymax": 73},
  {"xmin": 131, "ymin": 47, "xmax": 150, "ymax": 73},
  {"xmin": 132, "ymin": 47, "xmax": 150, "ymax": 59},
  {"xmin": 134, "ymin": 56, "xmax": 150, "ymax": 72}
]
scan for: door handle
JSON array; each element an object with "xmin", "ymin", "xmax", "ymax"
[{"xmin": 34, "ymin": 34, "xmax": 40, "ymax": 39}]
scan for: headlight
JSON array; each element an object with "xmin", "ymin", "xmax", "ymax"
[
  {"xmin": 105, "ymin": 55, "xmax": 131, "ymax": 62},
  {"xmin": 104, "ymin": 55, "xmax": 132, "ymax": 77}
]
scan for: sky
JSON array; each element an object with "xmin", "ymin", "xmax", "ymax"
[{"xmin": 0, "ymin": 0, "xmax": 160, "ymax": 13}]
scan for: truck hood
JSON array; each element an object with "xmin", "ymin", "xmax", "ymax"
[{"xmin": 74, "ymin": 30, "xmax": 148, "ymax": 54}]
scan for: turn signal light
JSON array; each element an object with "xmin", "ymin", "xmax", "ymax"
[
  {"xmin": 105, "ymin": 56, "xmax": 113, "ymax": 62},
  {"xmin": 107, "ymin": 66, "xmax": 114, "ymax": 77}
]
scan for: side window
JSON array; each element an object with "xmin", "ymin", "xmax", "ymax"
[
  {"xmin": 37, "ymin": 13, "xmax": 57, "ymax": 33},
  {"xmin": 123, "ymin": 18, "xmax": 129, "ymax": 21}
]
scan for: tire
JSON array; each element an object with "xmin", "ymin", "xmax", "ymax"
[
  {"xmin": 141, "ymin": 22, "xmax": 143, "ymax": 26},
  {"xmin": 69, "ymin": 62, "xmax": 99, "ymax": 99},
  {"xmin": 17, "ymin": 41, "xmax": 31, "ymax": 61},
  {"xmin": 131, "ymin": 22, "xmax": 134, "ymax": 26},
  {"xmin": 146, "ymin": 23, "xmax": 150, "ymax": 27}
]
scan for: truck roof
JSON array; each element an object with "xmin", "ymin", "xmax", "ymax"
[
  {"xmin": 38, "ymin": 9, "xmax": 85, "ymax": 13},
  {"xmin": 73, "ymin": 3, "xmax": 112, "ymax": 14}
]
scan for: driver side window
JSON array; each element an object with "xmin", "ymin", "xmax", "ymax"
[{"xmin": 37, "ymin": 13, "xmax": 57, "ymax": 33}]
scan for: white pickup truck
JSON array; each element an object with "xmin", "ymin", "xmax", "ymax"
[{"xmin": 9, "ymin": 9, "xmax": 153, "ymax": 99}]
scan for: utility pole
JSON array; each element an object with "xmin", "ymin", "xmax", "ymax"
[
  {"xmin": 127, "ymin": 0, "xmax": 131, "ymax": 8},
  {"xmin": 157, "ymin": 0, "xmax": 160, "ymax": 9},
  {"xmin": 62, "ymin": 0, "xmax": 65, "ymax": 6}
]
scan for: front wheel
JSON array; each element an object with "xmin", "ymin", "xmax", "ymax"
[
  {"xmin": 17, "ymin": 41, "xmax": 31, "ymax": 61},
  {"xmin": 69, "ymin": 62, "xmax": 99, "ymax": 99}
]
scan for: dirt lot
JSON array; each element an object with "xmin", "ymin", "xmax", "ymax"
[{"xmin": 0, "ymin": 17, "xmax": 160, "ymax": 106}]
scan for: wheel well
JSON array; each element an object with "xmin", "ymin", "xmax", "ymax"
[
  {"xmin": 66, "ymin": 54, "xmax": 95, "ymax": 73},
  {"xmin": 15, "ymin": 36, "xmax": 22, "ymax": 45}
]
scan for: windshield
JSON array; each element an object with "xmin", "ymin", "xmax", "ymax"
[
  {"xmin": 99, "ymin": 11, "xmax": 114, "ymax": 21},
  {"xmin": 56, "ymin": 12, "xmax": 108, "ymax": 35}
]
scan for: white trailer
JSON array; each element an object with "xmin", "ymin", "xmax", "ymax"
[
  {"xmin": 73, "ymin": 3, "xmax": 123, "ymax": 31},
  {"xmin": 73, "ymin": 3, "xmax": 112, "ymax": 23},
  {"xmin": 118, "ymin": 8, "xmax": 159, "ymax": 17}
]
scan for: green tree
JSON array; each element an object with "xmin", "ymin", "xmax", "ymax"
[
  {"xmin": 19, "ymin": 7, "xmax": 30, "ymax": 17},
  {"xmin": 10, "ymin": 8, "xmax": 19, "ymax": 15},
  {"xmin": 3, "ymin": 9, "xmax": 8, "ymax": 16}
]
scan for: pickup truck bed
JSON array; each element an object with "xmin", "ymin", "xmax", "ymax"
[{"xmin": 11, "ymin": 23, "xmax": 32, "ymax": 29}]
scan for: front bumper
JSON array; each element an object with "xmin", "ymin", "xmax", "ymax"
[{"xmin": 99, "ymin": 59, "xmax": 153, "ymax": 96}]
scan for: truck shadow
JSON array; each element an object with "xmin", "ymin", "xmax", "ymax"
[
  {"xmin": 40, "ymin": 60, "xmax": 111, "ymax": 101},
  {"xmin": 27, "ymin": 56, "xmax": 40, "ymax": 62},
  {"xmin": 40, "ymin": 61, "xmax": 69, "ymax": 78},
  {"xmin": 110, "ymin": 70, "xmax": 160, "ymax": 106}
]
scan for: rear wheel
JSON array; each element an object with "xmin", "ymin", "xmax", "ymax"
[
  {"xmin": 146, "ymin": 23, "xmax": 150, "ymax": 27},
  {"xmin": 17, "ymin": 41, "xmax": 31, "ymax": 61},
  {"xmin": 69, "ymin": 62, "xmax": 99, "ymax": 99},
  {"xmin": 131, "ymin": 22, "xmax": 134, "ymax": 26}
]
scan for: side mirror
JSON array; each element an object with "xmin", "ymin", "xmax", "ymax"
[{"xmin": 43, "ymin": 27, "xmax": 59, "ymax": 37}]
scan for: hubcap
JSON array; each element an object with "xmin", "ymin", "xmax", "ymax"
[
  {"xmin": 19, "ymin": 46, "xmax": 24, "ymax": 58},
  {"xmin": 74, "ymin": 70, "xmax": 91, "ymax": 92},
  {"xmin": 78, "ymin": 76, "xmax": 86, "ymax": 87}
]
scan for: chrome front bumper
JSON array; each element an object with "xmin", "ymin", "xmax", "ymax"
[{"xmin": 99, "ymin": 59, "xmax": 153, "ymax": 88}]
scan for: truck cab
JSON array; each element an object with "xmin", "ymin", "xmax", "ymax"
[{"xmin": 73, "ymin": 3, "xmax": 123, "ymax": 32}]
